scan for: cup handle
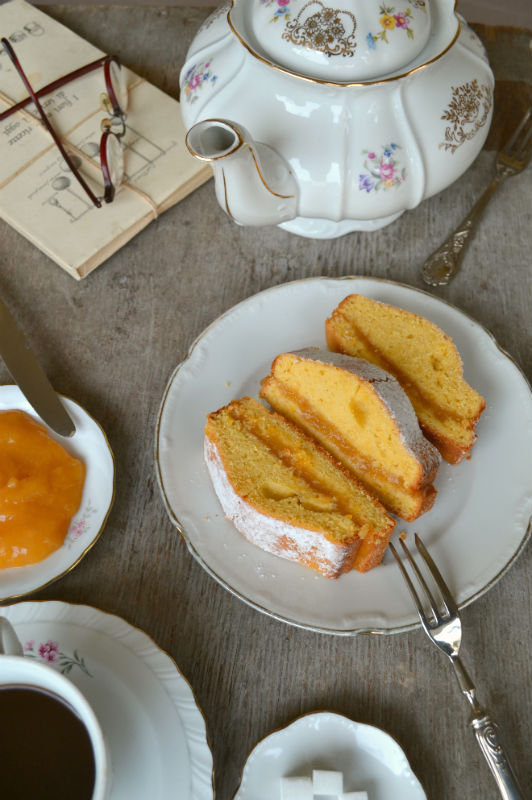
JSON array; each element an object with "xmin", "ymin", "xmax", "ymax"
[{"xmin": 0, "ymin": 617, "xmax": 24, "ymax": 656}]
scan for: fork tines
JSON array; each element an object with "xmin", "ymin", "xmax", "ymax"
[{"xmin": 390, "ymin": 534, "xmax": 458, "ymax": 625}]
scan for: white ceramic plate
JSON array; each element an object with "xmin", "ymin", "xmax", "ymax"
[
  {"xmin": 155, "ymin": 277, "xmax": 532, "ymax": 635},
  {"xmin": 2, "ymin": 601, "xmax": 214, "ymax": 800},
  {"xmin": 233, "ymin": 711, "xmax": 426, "ymax": 800},
  {"xmin": 0, "ymin": 385, "xmax": 115, "ymax": 601}
]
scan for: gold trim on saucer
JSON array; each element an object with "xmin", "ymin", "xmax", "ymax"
[{"xmin": 2, "ymin": 600, "xmax": 215, "ymax": 797}]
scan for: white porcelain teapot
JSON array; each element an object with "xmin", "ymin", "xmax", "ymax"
[{"xmin": 180, "ymin": 0, "xmax": 493, "ymax": 238}]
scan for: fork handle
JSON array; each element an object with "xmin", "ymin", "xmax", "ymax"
[
  {"xmin": 471, "ymin": 714, "xmax": 525, "ymax": 800},
  {"xmin": 451, "ymin": 657, "xmax": 525, "ymax": 800},
  {"xmin": 421, "ymin": 173, "xmax": 505, "ymax": 287}
]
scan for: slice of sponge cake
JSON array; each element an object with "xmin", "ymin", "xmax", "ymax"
[
  {"xmin": 325, "ymin": 294, "xmax": 485, "ymax": 463},
  {"xmin": 205, "ymin": 397, "xmax": 395, "ymax": 575},
  {"xmin": 260, "ymin": 348, "xmax": 440, "ymax": 521}
]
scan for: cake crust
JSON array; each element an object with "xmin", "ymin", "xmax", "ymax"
[
  {"xmin": 260, "ymin": 348, "xmax": 440, "ymax": 521},
  {"xmin": 273, "ymin": 348, "xmax": 441, "ymax": 487},
  {"xmin": 204, "ymin": 397, "xmax": 396, "ymax": 576},
  {"xmin": 205, "ymin": 437, "xmax": 361, "ymax": 578},
  {"xmin": 325, "ymin": 294, "xmax": 486, "ymax": 464}
]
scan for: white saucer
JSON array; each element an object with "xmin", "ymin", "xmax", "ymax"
[
  {"xmin": 2, "ymin": 601, "xmax": 214, "ymax": 800},
  {"xmin": 0, "ymin": 385, "xmax": 115, "ymax": 601},
  {"xmin": 234, "ymin": 711, "xmax": 426, "ymax": 800}
]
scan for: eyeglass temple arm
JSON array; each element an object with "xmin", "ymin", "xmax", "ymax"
[
  {"xmin": 0, "ymin": 52, "xmax": 118, "ymax": 121},
  {"xmin": 1, "ymin": 37, "xmax": 102, "ymax": 208}
]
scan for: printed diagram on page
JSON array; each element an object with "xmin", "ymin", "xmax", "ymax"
[
  {"xmin": 1, "ymin": 16, "xmax": 180, "ymax": 225},
  {"xmin": 34, "ymin": 126, "xmax": 177, "ymax": 224},
  {"xmin": 0, "ymin": 0, "xmax": 211, "ymax": 277}
]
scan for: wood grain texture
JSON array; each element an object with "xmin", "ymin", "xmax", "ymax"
[
  {"xmin": 32, "ymin": 0, "xmax": 532, "ymax": 29},
  {"xmin": 1, "ymin": 8, "xmax": 531, "ymax": 799}
]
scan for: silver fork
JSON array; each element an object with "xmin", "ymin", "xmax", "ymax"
[
  {"xmin": 390, "ymin": 534, "xmax": 525, "ymax": 800},
  {"xmin": 422, "ymin": 108, "xmax": 532, "ymax": 287}
]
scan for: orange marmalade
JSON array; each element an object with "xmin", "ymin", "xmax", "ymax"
[{"xmin": 0, "ymin": 410, "xmax": 85, "ymax": 569}]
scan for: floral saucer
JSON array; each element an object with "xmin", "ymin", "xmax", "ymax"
[
  {"xmin": 2, "ymin": 601, "xmax": 214, "ymax": 799},
  {"xmin": 234, "ymin": 711, "xmax": 426, "ymax": 800},
  {"xmin": 0, "ymin": 384, "xmax": 115, "ymax": 601}
]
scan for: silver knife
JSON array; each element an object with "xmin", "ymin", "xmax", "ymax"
[{"xmin": 0, "ymin": 295, "xmax": 76, "ymax": 437}]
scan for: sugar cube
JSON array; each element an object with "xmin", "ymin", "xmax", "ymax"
[
  {"xmin": 280, "ymin": 776, "xmax": 313, "ymax": 800},
  {"xmin": 312, "ymin": 769, "xmax": 344, "ymax": 795},
  {"xmin": 340, "ymin": 793, "xmax": 369, "ymax": 800}
]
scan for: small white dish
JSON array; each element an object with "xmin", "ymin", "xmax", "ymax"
[
  {"xmin": 2, "ymin": 601, "xmax": 214, "ymax": 800},
  {"xmin": 0, "ymin": 385, "xmax": 115, "ymax": 601},
  {"xmin": 155, "ymin": 276, "xmax": 532, "ymax": 635},
  {"xmin": 233, "ymin": 711, "xmax": 426, "ymax": 800}
]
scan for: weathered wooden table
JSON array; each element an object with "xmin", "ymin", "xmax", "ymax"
[{"xmin": 1, "ymin": 7, "xmax": 531, "ymax": 799}]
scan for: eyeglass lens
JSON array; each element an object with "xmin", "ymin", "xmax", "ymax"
[
  {"xmin": 105, "ymin": 133, "xmax": 124, "ymax": 192},
  {"xmin": 102, "ymin": 60, "xmax": 127, "ymax": 198},
  {"xmin": 108, "ymin": 60, "xmax": 128, "ymax": 114}
]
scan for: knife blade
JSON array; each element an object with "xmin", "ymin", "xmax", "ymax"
[{"xmin": 0, "ymin": 296, "xmax": 75, "ymax": 437}]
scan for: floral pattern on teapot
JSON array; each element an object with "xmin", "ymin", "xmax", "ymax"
[
  {"xmin": 282, "ymin": 2, "xmax": 357, "ymax": 57},
  {"xmin": 183, "ymin": 60, "xmax": 218, "ymax": 104},
  {"xmin": 366, "ymin": 4, "xmax": 417, "ymax": 49},
  {"xmin": 439, "ymin": 79, "xmax": 492, "ymax": 154},
  {"xmin": 261, "ymin": 0, "xmax": 292, "ymax": 23},
  {"xmin": 358, "ymin": 143, "xmax": 406, "ymax": 193},
  {"xmin": 200, "ymin": 1, "xmax": 231, "ymax": 33}
]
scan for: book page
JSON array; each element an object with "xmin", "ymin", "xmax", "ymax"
[{"xmin": 0, "ymin": 0, "xmax": 211, "ymax": 278}]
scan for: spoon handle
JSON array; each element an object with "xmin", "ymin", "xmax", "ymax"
[{"xmin": 421, "ymin": 173, "xmax": 504, "ymax": 286}]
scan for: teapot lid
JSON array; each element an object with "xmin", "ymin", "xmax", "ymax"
[{"xmin": 229, "ymin": 0, "xmax": 434, "ymax": 82}]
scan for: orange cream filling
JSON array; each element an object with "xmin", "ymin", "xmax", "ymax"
[
  {"xmin": 0, "ymin": 410, "xmax": 85, "ymax": 569},
  {"xmin": 261, "ymin": 380, "xmax": 424, "ymax": 494},
  {"xmin": 226, "ymin": 404, "xmax": 384, "ymax": 534}
]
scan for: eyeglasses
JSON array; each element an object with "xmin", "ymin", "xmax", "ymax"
[{"xmin": 0, "ymin": 37, "xmax": 128, "ymax": 207}]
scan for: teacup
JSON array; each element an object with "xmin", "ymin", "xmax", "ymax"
[{"xmin": 0, "ymin": 616, "xmax": 110, "ymax": 800}]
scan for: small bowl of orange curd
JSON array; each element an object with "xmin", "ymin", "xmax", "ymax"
[{"xmin": 0, "ymin": 385, "xmax": 114, "ymax": 601}]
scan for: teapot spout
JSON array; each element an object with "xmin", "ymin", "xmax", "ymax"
[{"xmin": 185, "ymin": 119, "xmax": 297, "ymax": 227}]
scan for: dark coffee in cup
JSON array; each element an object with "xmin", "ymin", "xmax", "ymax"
[{"xmin": 0, "ymin": 684, "xmax": 96, "ymax": 800}]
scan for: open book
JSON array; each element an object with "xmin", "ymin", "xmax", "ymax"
[{"xmin": 0, "ymin": 0, "xmax": 211, "ymax": 278}]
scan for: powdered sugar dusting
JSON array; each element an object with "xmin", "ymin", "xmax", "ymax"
[
  {"xmin": 204, "ymin": 436, "xmax": 357, "ymax": 578},
  {"xmin": 291, "ymin": 348, "xmax": 441, "ymax": 480}
]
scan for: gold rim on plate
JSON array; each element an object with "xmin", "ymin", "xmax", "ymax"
[{"xmin": 154, "ymin": 275, "xmax": 532, "ymax": 636}]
